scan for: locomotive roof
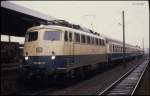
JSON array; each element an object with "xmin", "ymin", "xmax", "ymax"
[{"xmin": 27, "ymin": 25, "xmax": 105, "ymax": 39}]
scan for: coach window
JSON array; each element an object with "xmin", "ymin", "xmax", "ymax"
[
  {"xmin": 64, "ymin": 31, "xmax": 68, "ymax": 41},
  {"xmin": 87, "ymin": 36, "xmax": 90, "ymax": 44},
  {"xmin": 117, "ymin": 46, "xmax": 118, "ymax": 52},
  {"xmin": 111, "ymin": 45, "xmax": 113, "ymax": 52},
  {"xmin": 81, "ymin": 34, "xmax": 86, "ymax": 43},
  {"xmin": 69, "ymin": 32, "xmax": 72, "ymax": 41},
  {"xmin": 44, "ymin": 31, "xmax": 61, "ymax": 41},
  {"xmin": 113, "ymin": 45, "xmax": 115, "ymax": 52},
  {"xmin": 75, "ymin": 33, "xmax": 80, "ymax": 43},
  {"xmin": 120, "ymin": 46, "xmax": 121, "ymax": 52},
  {"xmin": 109, "ymin": 45, "xmax": 111, "ymax": 51}
]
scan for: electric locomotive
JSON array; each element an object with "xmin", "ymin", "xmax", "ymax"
[{"xmin": 21, "ymin": 20, "xmax": 107, "ymax": 78}]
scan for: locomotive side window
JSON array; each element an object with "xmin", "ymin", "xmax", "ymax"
[
  {"xmin": 101, "ymin": 39, "xmax": 105, "ymax": 46},
  {"xmin": 44, "ymin": 31, "xmax": 61, "ymax": 41},
  {"xmin": 87, "ymin": 36, "xmax": 90, "ymax": 44},
  {"xmin": 101, "ymin": 39, "xmax": 103, "ymax": 45},
  {"xmin": 25, "ymin": 31, "xmax": 38, "ymax": 42},
  {"xmin": 81, "ymin": 34, "xmax": 86, "ymax": 43},
  {"xmin": 91, "ymin": 37, "xmax": 94, "ymax": 44},
  {"xmin": 93, "ymin": 38, "xmax": 96, "ymax": 45},
  {"xmin": 69, "ymin": 32, "xmax": 72, "ymax": 41},
  {"xmin": 103, "ymin": 40, "xmax": 105, "ymax": 46},
  {"xmin": 101, "ymin": 39, "xmax": 102, "ymax": 45},
  {"xmin": 74, "ymin": 33, "xmax": 80, "ymax": 43},
  {"xmin": 99, "ymin": 39, "xmax": 101, "ymax": 45},
  {"xmin": 96, "ymin": 38, "xmax": 98, "ymax": 45},
  {"xmin": 64, "ymin": 31, "xmax": 68, "ymax": 41}
]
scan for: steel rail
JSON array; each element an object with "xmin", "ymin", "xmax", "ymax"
[
  {"xmin": 131, "ymin": 60, "xmax": 149, "ymax": 95},
  {"xmin": 98, "ymin": 60, "xmax": 149, "ymax": 95}
]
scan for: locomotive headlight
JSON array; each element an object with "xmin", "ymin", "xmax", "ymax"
[
  {"xmin": 51, "ymin": 55, "xmax": 56, "ymax": 60},
  {"xmin": 25, "ymin": 56, "xmax": 29, "ymax": 60},
  {"xmin": 51, "ymin": 51, "xmax": 56, "ymax": 60}
]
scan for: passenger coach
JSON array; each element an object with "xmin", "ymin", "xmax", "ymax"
[{"xmin": 106, "ymin": 37, "xmax": 143, "ymax": 62}]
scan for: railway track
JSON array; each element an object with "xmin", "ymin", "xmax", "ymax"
[
  {"xmin": 98, "ymin": 60, "xmax": 149, "ymax": 95},
  {"xmin": 4, "ymin": 58, "xmax": 147, "ymax": 95}
]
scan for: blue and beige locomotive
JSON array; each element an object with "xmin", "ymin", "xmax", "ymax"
[{"xmin": 21, "ymin": 20, "xmax": 143, "ymax": 78}]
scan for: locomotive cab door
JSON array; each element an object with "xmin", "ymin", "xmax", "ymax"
[
  {"xmin": 68, "ymin": 32, "xmax": 74, "ymax": 56},
  {"xmin": 63, "ymin": 31, "xmax": 75, "ymax": 67}
]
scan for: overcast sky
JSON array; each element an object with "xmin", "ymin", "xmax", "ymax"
[{"xmin": 5, "ymin": 1, "xmax": 149, "ymax": 50}]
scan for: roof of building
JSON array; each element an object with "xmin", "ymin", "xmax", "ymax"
[{"xmin": 1, "ymin": 1, "xmax": 58, "ymax": 37}]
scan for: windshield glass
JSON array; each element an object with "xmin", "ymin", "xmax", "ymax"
[
  {"xmin": 25, "ymin": 31, "xmax": 38, "ymax": 42},
  {"xmin": 43, "ymin": 31, "xmax": 61, "ymax": 41}
]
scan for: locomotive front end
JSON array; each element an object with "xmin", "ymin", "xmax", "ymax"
[{"xmin": 21, "ymin": 25, "xmax": 66, "ymax": 79}]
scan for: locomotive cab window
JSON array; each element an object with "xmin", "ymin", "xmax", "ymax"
[
  {"xmin": 44, "ymin": 31, "xmax": 61, "ymax": 41},
  {"xmin": 25, "ymin": 31, "xmax": 38, "ymax": 42}
]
